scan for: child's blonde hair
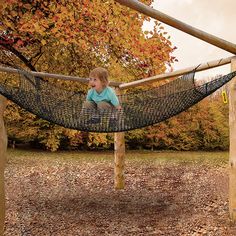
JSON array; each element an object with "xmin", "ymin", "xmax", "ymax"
[{"xmin": 89, "ymin": 67, "xmax": 109, "ymax": 87}]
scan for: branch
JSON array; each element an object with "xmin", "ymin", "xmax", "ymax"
[{"xmin": 0, "ymin": 36, "xmax": 37, "ymax": 71}]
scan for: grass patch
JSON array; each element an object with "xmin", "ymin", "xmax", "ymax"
[
  {"xmin": 126, "ymin": 150, "xmax": 228, "ymax": 166},
  {"xmin": 6, "ymin": 148, "xmax": 229, "ymax": 167}
]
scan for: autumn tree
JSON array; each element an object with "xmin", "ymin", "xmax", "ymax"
[
  {"xmin": 0, "ymin": 0, "xmax": 175, "ymax": 76},
  {"xmin": 127, "ymin": 94, "xmax": 229, "ymax": 151},
  {"xmin": 0, "ymin": 0, "xmax": 176, "ymax": 150}
]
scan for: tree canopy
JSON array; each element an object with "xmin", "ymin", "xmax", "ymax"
[
  {"xmin": 0, "ymin": 0, "xmax": 176, "ymax": 79},
  {"xmin": 0, "ymin": 0, "xmax": 180, "ymax": 151}
]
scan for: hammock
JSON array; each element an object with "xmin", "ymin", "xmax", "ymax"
[{"xmin": 0, "ymin": 68, "xmax": 235, "ymax": 133}]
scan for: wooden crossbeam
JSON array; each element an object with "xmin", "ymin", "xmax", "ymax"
[
  {"xmin": 119, "ymin": 56, "xmax": 234, "ymax": 89},
  {"xmin": 115, "ymin": 0, "xmax": 236, "ymax": 54},
  {"xmin": 0, "ymin": 65, "xmax": 122, "ymax": 87}
]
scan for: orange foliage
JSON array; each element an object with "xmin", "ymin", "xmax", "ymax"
[{"xmin": 0, "ymin": 0, "xmax": 175, "ymax": 78}]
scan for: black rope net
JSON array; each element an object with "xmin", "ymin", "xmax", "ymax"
[{"xmin": 0, "ymin": 68, "xmax": 235, "ymax": 133}]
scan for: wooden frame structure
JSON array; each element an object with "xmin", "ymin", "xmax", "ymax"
[
  {"xmin": 115, "ymin": 0, "xmax": 236, "ymax": 54},
  {"xmin": 114, "ymin": 0, "xmax": 236, "ymax": 222},
  {"xmin": 0, "ymin": 96, "xmax": 7, "ymax": 236},
  {"xmin": 229, "ymin": 58, "xmax": 236, "ymax": 221},
  {"xmin": 0, "ymin": 0, "xmax": 236, "ymax": 233}
]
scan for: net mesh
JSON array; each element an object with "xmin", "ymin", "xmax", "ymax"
[{"xmin": 0, "ymin": 69, "xmax": 235, "ymax": 133}]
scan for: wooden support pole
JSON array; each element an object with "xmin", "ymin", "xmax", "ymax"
[
  {"xmin": 120, "ymin": 56, "xmax": 234, "ymax": 89},
  {"xmin": 0, "ymin": 65, "xmax": 122, "ymax": 87},
  {"xmin": 115, "ymin": 0, "xmax": 236, "ymax": 54},
  {"xmin": 0, "ymin": 56, "xmax": 232, "ymax": 90},
  {"xmin": 0, "ymin": 95, "xmax": 7, "ymax": 235},
  {"xmin": 114, "ymin": 88, "xmax": 125, "ymax": 189},
  {"xmin": 229, "ymin": 57, "xmax": 236, "ymax": 221},
  {"xmin": 114, "ymin": 132, "xmax": 125, "ymax": 189}
]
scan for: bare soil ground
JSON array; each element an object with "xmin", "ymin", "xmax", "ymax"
[{"xmin": 4, "ymin": 150, "xmax": 236, "ymax": 235}]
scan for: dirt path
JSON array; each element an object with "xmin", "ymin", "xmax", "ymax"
[{"xmin": 4, "ymin": 154, "xmax": 236, "ymax": 235}]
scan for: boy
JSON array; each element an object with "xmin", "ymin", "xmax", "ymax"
[{"xmin": 83, "ymin": 67, "xmax": 121, "ymax": 124}]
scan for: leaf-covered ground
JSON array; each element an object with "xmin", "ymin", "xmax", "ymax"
[{"xmin": 4, "ymin": 150, "xmax": 236, "ymax": 235}]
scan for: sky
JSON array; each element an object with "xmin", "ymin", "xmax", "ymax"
[{"xmin": 143, "ymin": 0, "xmax": 236, "ymax": 78}]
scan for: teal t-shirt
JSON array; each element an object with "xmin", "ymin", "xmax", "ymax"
[{"xmin": 86, "ymin": 86, "xmax": 120, "ymax": 106}]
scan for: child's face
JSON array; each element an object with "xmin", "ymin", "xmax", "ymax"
[{"xmin": 89, "ymin": 76, "xmax": 104, "ymax": 93}]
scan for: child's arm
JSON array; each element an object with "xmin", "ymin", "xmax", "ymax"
[
  {"xmin": 86, "ymin": 89, "xmax": 93, "ymax": 101},
  {"xmin": 115, "ymin": 104, "xmax": 122, "ymax": 110}
]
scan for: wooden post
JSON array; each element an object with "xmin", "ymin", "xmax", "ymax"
[
  {"xmin": 114, "ymin": 132, "xmax": 125, "ymax": 189},
  {"xmin": 114, "ymin": 88, "xmax": 125, "ymax": 189},
  {"xmin": 0, "ymin": 95, "xmax": 7, "ymax": 235},
  {"xmin": 229, "ymin": 57, "xmax": 236, "ymax": 221}
]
